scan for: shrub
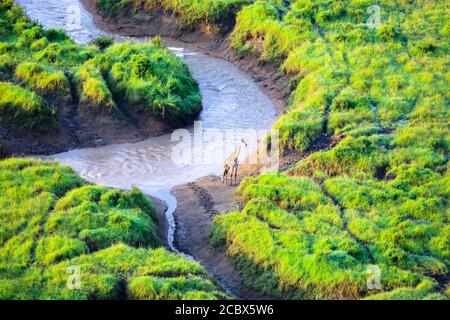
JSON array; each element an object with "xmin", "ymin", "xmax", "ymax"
[
  {"xmin": 15, "ymin": 62, "xmax": 70, "ymax": 101},
  {"xmin": 0, "ymin": 81, "xmax": 56, "ymax": 130},
  {"xmin": 92, "ymin": 36, "xmax": 114, "ymax": 50}
]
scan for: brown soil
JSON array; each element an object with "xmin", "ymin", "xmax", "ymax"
[
  {"xmin": 172, "ymin": 175, "xmax": 275, "ymax": 300},
  {"xmin": 0, "ymin": 99, "xmax": 172, "ymax": 157},
  {"xmin": 147, "ymin": 195, "xmax": 169, "ymax": 249}
]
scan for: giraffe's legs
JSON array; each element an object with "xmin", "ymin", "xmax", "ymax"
[
  {"xmin": 223, "ymin": 165, "xmax": 230, "ymax": 183},
  {"xmin": 230, "ymin": 167, "xmax": 238, "ymax": 186}
]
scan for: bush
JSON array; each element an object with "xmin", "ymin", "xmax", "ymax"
[
  {"xmin": 15, "ymin": 62, "xmax": 70, "ymax": 101},
  {"xmin": 92, "ymin": 36, "xmax": 114, "ymax": 50},
  {"xmin": 0, "ymin": 81, "xmax": 56, "ymax": 130}
]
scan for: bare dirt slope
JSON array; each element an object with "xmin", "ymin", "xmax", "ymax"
[
  {"xmin": 173, "ymin": 175, "xmax": 275, "ymax": 300},
  {"xmin": 0, "ymin": 102, "xmax": 171, "ymax": 157}
]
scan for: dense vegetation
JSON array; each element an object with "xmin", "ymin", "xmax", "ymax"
[
  {"xmin": 0, "ymin": 0, "xmax": 201, "ymax": 134},
  {"xmin": 0, "ymin": 158, "xmax": 226, "ymax": 299},
  {"xmin": 210, "ymin": 0, "xmax": 449, "ymax": 300}
]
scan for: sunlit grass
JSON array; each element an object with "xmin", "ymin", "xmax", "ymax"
[{"xmin": 0, "ymin": 158, "xmax": 226, "ymax": 299}]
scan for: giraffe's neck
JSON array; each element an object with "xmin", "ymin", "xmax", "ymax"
[
  {"xmin": 226, "ymin": 144, "xmax": 242, "ymax": 165},
  {"xmin": 234, "ymin": 145, "xmax": 241, "ymax": 160}
]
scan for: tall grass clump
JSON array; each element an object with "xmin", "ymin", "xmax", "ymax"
[
  {"xmin": 212, "ymin": 171, "xmax": 448, "ymax": 299},
  {"xmin": 75, "ymin": 61, "xmax": 116, "ymax": 112},
  {"xmin": 0, "ymin": 0, "xmax": 202, "ymax": 135},
  {"xmin": 106, "ymin": 41, "xmax": 201, "ymax": 123},
  {"xmin": 15, "ymin": 62, "xmax": 70, "ymax": 101}
]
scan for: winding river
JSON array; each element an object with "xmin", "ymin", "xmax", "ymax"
[{"xmin": 18, "ymin": 0, "xmax": 276, "ymax": 292}]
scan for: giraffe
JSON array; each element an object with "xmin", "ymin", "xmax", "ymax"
[{"xmin": 223, "ymin": 138, "xmax": 248, "ymax": 185}]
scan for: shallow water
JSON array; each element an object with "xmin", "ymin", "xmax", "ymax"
[{"xmin": 18, "ymin": 1, "xmax": 276, "ymax": 262}]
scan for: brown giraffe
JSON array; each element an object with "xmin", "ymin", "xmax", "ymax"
[{"xmin": 223, "ymin": 138, "xmax": 248, "ymax": 185}]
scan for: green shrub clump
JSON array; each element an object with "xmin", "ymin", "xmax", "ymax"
[
  {"xmin": 15, "ymin": 62, "xmax": 70, "ymax": 101},
  {"xmin": 0, "ymin": 158, "xmax": 226, "ymax": 299}
]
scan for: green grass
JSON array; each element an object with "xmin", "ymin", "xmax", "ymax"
[
  {"xmin": 230, "ymin": 0, "xmax": 448, "ymax": 155},
  {"xmin": 0, "ymin": 158, "xmax": 227, "ymax": 299},
  {"xmin": 106, "ymin": 40, "xmax": 202, "ymax": 122},
  {"xmin": 75, "ymin": 60, "xmax": 116, "ymax": 111},
  {"xmin": 15, "ymin": 61, "xmax": 70, "ymax": 101},
  {"xmin": 72, "ymin": 39, "xmax": 202, "ymax": 122},
  {"xmin": 211, "ymin": 172, "xmax": 448, "ymax": 299},
  {"xmin": 0, "ymin": 0, "xmax": 201, "ymax": 132},
  {"xmin": 0, "ymin": 81, "xmax": 56, "ymax": 130},
  {"xmin": 206, "ymin": 0, "xmax": 449, "ymax": 300}
]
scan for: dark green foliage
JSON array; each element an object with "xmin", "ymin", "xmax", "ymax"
[{"xmin": 92, "ymin": 36, "xmax": 114, "ymax": 50}]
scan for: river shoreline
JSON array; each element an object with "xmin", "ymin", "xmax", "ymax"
[{"xmin": 78, "ymin": 0, "xmax": 291, "ymax": 300}]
